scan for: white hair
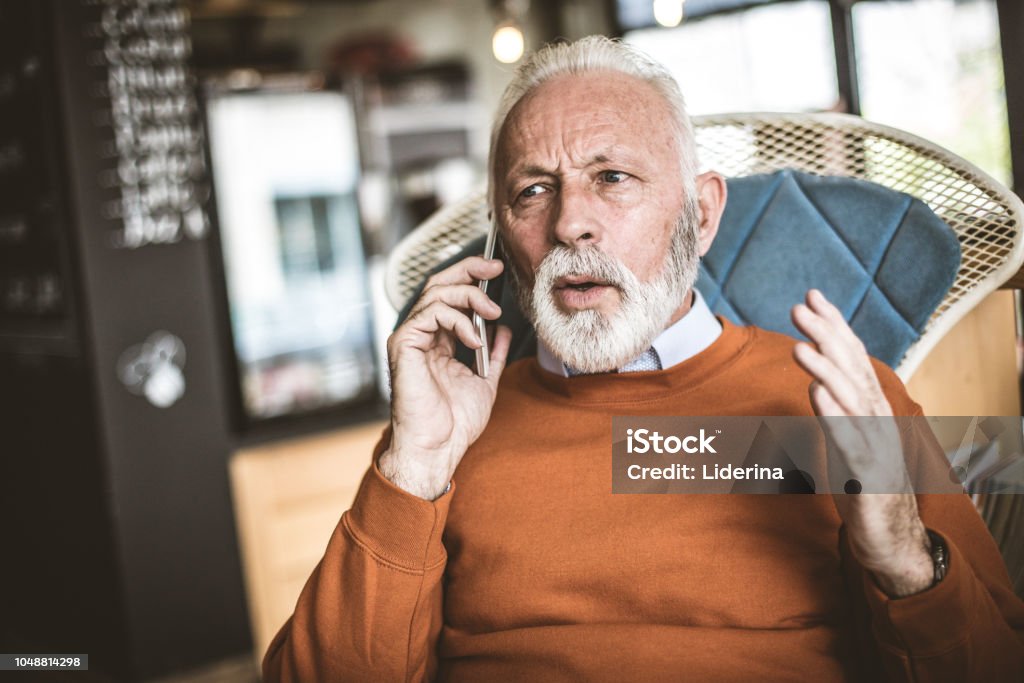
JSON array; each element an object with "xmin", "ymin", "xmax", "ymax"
[{"xmin": 487, "ymin": 35, "xmax": 699, "ymax": 212}]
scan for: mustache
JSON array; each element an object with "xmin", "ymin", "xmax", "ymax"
[{"xmin": 534, "ymin": 246, "xmax": 632, "ymax": 289}]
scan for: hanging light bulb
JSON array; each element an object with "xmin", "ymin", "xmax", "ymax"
[
  {"xmin": 653, "ymin": 0, "xmax": 685, "ymax": 28},
  {"xmin": 492, "ymin": 21, "xmax": 525, "ymax": 64}
]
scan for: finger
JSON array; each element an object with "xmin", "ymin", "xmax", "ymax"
[
  {"xmin": 808, "ymin": 378, "xmax": 846, "ymax": 417},
  {"xmin": 793, "ymin": 341, "xmax": 865, "ymax": 414},
  {"xmin": 811, "ymin": 381, "xmax": 865, "ymax": 460},
  {"xmin": 809, "ymin": 381, "xmax": 879, "ymax": 472},
  {"xmin": 791, "ymin": 302, "xmax": 852, "ymax": 356},
  {"xmin": 806, "ymin": 289, "xmax": 865, "ymax": 352},
  {"xmin": 791, "ymin": 302, "xmax": 877, "ymax": 390},
  {"xmin": 794, "ymin": 294, "xmax": 888, "ymax": 402},
  {"xmin": 806, "ymin": 289, "xmax": 844, "ymax": 322},
  {"xmin": 412, "ymin": 283, "xmax": 502, "ymax": 320},
  {"xmin": 484, "ymin": 325, "xmax": 514, "ymax": 390},
  {"xmin": 811, "ymin": 381, "xmax": 878, "ymax": 446},
  {"xmin": 402, "ymin": 301, "xmax": 482, "ymax": 350},
  {"xmin": 422, "ymin": 256, "xmax": 504, "ymax": 290}
]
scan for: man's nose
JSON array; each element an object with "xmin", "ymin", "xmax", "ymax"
[{"xmin": 551, "ymin": 184, "xmax": 602, "ymax": 247}]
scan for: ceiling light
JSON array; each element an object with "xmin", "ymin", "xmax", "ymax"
[
  {"xmin": 653, "ymin": 0, "xmax": 685, "ymax": 28},
  {"xmin": 492, "ymin": 22, "xmax": 525, "ymax": 64}
]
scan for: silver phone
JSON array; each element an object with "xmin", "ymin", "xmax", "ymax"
[{"xmin": 473, "ymin": 222, "xmax": 501, "ymax": 378}]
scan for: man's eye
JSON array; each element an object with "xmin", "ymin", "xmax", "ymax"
[
  {"xmin": 599, "ymin": 170, "xmax": 628, "ymax": 184},
  {"xmin": 519, "ymin": 184, "xmax": 547, "ymax": 199}
]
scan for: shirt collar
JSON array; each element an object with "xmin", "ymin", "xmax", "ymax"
[{"xmin": 536, "ymin": 288, "xmax": 723, "ymax": 377}]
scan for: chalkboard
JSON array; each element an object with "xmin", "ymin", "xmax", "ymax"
[{"xmin": 85, "ymin": 0, "xmax": 211, "ymax": 248}]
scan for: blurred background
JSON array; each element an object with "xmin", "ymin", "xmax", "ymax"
[{"xmin": 1, "ymin": 0, "xmax": 1022, "ymax": 680}]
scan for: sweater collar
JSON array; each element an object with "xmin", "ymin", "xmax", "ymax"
[
  {"xmin": 535, "ymin": 288, "xmax": 722, "ymax": 377},
  {"xmin": 526, "ymin": 316, "xmax": 753, "ymax": 404}
]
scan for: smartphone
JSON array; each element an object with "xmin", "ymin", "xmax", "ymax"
[{"xmin": 473, "ymin": 222, "xmax": 504, "ymax": 378}]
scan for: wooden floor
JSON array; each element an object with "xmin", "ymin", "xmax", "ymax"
[{"xmin": 148, "ymin": 655, "xmax": 259, "ymax": 683}]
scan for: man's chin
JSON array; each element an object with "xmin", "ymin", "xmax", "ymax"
[
  {"xmin": 527, "ymin": 283, "xmax": 668, "ymax": 375},
  {"xmin": 545, "ymin": 340, "xmax": 649, "ymax": 375},
  {"xmin": 537, "ymin": 318, "xmax": 652, "ymax": 375}
]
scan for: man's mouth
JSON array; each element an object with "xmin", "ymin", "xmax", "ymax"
[
  {"xmin": 555, "ymin": 275, "xmax": 613, "ymax": 292},
  {"xmin": 552, "ymin": 275, "xmax": 617, "ymax": 310}
]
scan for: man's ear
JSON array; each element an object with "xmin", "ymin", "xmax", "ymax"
[{"xmin": 694, "ymin": 171, "xmax": 727, "ymax": 257}]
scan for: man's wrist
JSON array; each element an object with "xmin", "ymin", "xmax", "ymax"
[
  {"xmin": 872, "ymin": 549, "xmax": 934, "ymax": 598},
  {"xmin": 378, "ymin": 447, "xmax": 452, "ymax": 501},
  {"xmin": 865, "ymin": 529, "xmax": 949, "ymax": 603},
  {"xmin": 868, "ymin": 528, "xmax": 939, "ymax": 599}
]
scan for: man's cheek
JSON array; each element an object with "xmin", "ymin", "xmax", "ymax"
[{"xmin": 502, "ymin": 234, "xmax": 545, "ymax": 278}]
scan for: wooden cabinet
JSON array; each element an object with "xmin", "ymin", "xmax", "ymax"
[
  {"xmin": 229, "ymin": 421, "xmax": 387, "ymax": 662},
  {"xmin": 907, "ymin": 291, "xmax": 1021, "ymax": 418}
]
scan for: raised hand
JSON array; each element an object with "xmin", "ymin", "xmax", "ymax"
[
  {"xmin": 791, "ymin": 289, "xmax": 933, "ymax": 597},
  {"xmin": 378, "ymin": 256, "xmax": 513, "ymax": 501}
]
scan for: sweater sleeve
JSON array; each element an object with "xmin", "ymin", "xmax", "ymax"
[
  {"xmin": 837, "ymin": 362, "xmax": 1024, "ymax": 680},
  {"xmin": 262, "ymin": 435, "xmax": 452, "ymax": 683},
  {"xmin": 840, "ymin": 494, "xmax": 1024, "ymax": 681}
]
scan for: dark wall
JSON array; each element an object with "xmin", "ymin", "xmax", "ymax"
[
  {"xmin": 0, "ymin": 355, "xmax": 130, "ymax": 681},
  {"xmin": 0, "ymin": 1, "xmax": 251, "ymax": 679}
]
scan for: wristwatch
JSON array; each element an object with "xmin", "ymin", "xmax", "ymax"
[{"xmin": 926, "ymin": 530, "xmax": 948, "ymax": 584}]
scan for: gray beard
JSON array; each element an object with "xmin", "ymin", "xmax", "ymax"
[{"xmin": 508, "ymin": 204, "xmax": 701, "ymax": 374}]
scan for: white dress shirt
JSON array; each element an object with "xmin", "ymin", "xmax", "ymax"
[{"xmin": 536, "ymin": 288, "xmax": 723, "ymax": 376}]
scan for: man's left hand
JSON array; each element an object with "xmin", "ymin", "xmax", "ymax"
[{"xmin": 791, "ymin": 289, "xmax": 933, "ymax": 598}]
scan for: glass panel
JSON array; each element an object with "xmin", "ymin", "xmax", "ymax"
[
  {"xmin": 625, "ymin": 1, "xmax": 838, "ymax": 115},
  {"xmin": 854, "ymin": 0, "xmax": 1010, "ymax": 185},
  {"xmin": 616, "ymin": 0, "xmax": 777, "ymax": 31},
  {"xmin": 206, "ymin": 90, "xmax": 377, "ymax": 420}
]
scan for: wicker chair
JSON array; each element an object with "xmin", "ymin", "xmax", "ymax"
[{"xmin": 384, "ymin": 112, "xmax": 1024, "ymax": 381}]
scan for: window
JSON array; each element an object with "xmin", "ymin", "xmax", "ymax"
[
  {"xmin": 854, "ymin": 0, "xmax": 1010, "ymax": 185},
  {"xmin": 620, "ymin": 0, "xmax": 1011, "ymax": 186},
  {"xmin": 206, "ymin": 90, "xmax": 378, "ymax": 421},
  {"xmin": 625, "ymin": 1, "xmax": 839, "ymax": 115}
]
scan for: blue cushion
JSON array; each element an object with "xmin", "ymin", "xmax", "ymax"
[{"xmin": 698, "ymin": 169, "xmax": 960, "ymax": 367}]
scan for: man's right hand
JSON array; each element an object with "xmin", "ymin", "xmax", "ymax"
[{"xmin": 379, "ymin": 256, "xmax": 513, "ymax": 500}]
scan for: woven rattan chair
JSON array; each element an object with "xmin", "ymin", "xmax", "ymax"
[{"xmin": 384, "ymin": 112, "xmax": 1024, "ymax": 381}]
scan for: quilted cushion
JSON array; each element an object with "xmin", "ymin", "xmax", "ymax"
[
  {"xmin": 698, "ymin": 169, "xmax": 960, "ymax": 367},
  {"xmin": 399, "ymin": 170, "xmax": 960, "ymax": 369}
]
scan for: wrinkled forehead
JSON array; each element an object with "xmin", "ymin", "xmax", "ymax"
[
  {"xmin": 497, "ymin": 70, "xmax": 678, "ymax": 156},
  {"xmin": 492, "ymin": 71, "xmax": 684, "ymax": 190}
]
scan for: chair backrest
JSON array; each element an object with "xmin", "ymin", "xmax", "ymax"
[
  {"xmin": 699, "ymin": 168, "xmax": 960, "ymax": 368},
  {"xmin": 384, "ymin": 112, "xmax": 1024, "ymax": 379}
]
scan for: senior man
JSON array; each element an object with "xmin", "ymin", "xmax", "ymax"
[{"xmin": 264, "ymin": 37, "xmax": 1024, "ymax": 681}]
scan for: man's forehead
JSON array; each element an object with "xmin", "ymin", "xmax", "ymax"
[
  {"xmin": 504, "ymin": 70, "xmax": 667, "ymax": 134},
  {"xmin": 495, "ymin": 71, "xmax": 678, "ymax": 174}
]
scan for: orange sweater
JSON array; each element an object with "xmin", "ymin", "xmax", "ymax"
[{"xmin": 263, "ymin": 320, "xmax": 1024, "ymax": 681}]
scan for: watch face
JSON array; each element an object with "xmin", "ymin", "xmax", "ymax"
[{"xmin": 926, "ymin": 530, "xmax": 948, "ymax": 583}]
